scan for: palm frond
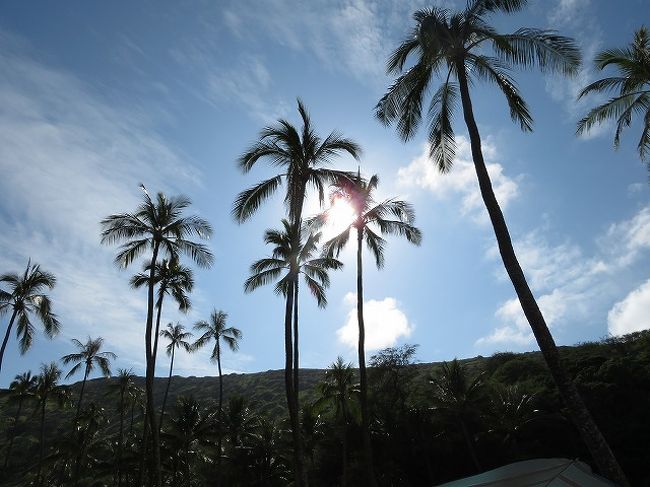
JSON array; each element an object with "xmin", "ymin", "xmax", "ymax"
[
  {"xmin": 428, "ymin": 77, "xmax": 458, "ymax": 172},
  {"xmin": 232, "ymin": 175, "xmax": 283, "ymax": 223}
]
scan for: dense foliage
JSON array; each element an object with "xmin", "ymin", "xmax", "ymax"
[{"xmin": 1, "ymin": 332, "xmax": 649, "ymax": 486}]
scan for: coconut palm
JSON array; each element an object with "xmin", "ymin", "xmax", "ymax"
[
  {"xmin": 2, "ymin": 371, "xmax": 38, "ymax": 469},
  {"xmin": 33, "ymin": 362, "xmax": 68, "ymax": 486},
  {"xmin": 323, "ymin": 173, "xmax": 421, "ymax": 486},
  {"xmin": 62, "ymin": 336, "xmax": 116, "ymax": 420},
  {"xmin": 159, "ymin": 323, "xmax": 193, "ymax": 432},
  {"xmin": 130, "ymin": 258, "xmax": 194, "ymax": 369},
  {"xmin": 430, "ymin": 360, "xmax": 486, "ymax": 472},
  {"xmin": 315, "ymin": 357, "xmax": 358, "ymax": 487},
  {"xmin": 0, "ymin": 261, "xmax": 60, "ymax": 374},
  {"xmin": 108, "ymin": 368, "xmax": 135, "ymax": 487},
  {"xmin": 577, "ymin": 26, "xmax": 650, "ymax": 165},
  {"xmin": 192, "ymin": 309, "xmax": 241, "ymax": 485},
  {"xmin": 376, "ymin": 3, "xmax": 626, "ymax": 485},
  {"xmin": 234, "ymin": 100, "xmax": 360, "ymax": 486},
  {"xmin": 100, "ymin": 187, "xmax": 213, "ymax": 487}
]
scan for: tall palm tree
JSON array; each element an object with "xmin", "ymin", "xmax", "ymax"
[
  {"xmin": 130, "ymin": 258, "xmax": 194, "ymax": 368},
  {"xmin": 100, "ymin": 188, "xmax": 213, "ymax": 487},
  {"xmin": 0, "ymin": 261, "xmax": 60, "ymax": 374},
  {"xmin": 192, "ymin": 309, "xmax": 242, "ymax": 486},
  {"xmin": 159, "ymin": 322, "xmax": 193, "ymax": 432},
  {"xmin": 376, "ymin": 3, "xmax": 627, "ymax": 485},
  {"xmin": 62, "ymin": 336, "xmax": 116, "ymax": 420},
  {"xmin": 108, "ymin": 368, "xmax": 135, "ymax": 487},
  {"xmin": 233, "ymin": 99, "xmax": 360, "ymax": 486},
  {"xmin": 2, "ymin": 371, "xmax": 37, "ymax": 469},
  {"xmin": 577, "ymin": 26, "xmax": 650, "ymax": 166},
  {"xmin": 33, "ymin": 362, "xmax": 67, "ymax": 486},
  {"xmin": 430, "ymin": 360, "xmax": 486, "ymax": 472},
  {"xmin": 323, "ymin": 173, "xmax": 422, "ymax": 486},
  {"xmin": 315, "ymin": 357, "xmax": 358, "ymax": 487}
]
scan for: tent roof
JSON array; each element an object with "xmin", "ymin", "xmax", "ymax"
[{"xmin": 437, "ymin": 458, "xmax": 617, "ymax": 487}]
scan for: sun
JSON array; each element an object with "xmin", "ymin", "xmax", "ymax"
[{"xmin": 321, "ymin": 197, "xmax": 357, "ymax": 240}]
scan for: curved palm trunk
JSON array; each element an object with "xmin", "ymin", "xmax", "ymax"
[
  {"xmin": 0, "ymin": 308, "xmax": 19, "ymax": 375},
  {"xmin": 159, "ymin": 347, "xmax": 175, "ymax": 434},
  {"xmin": 75, "ymin": 366, "xmax": 90, "ymax": 421},
  {"xmin": 144, "ymin": 243, "xmax": 162, "ymax": 487},
  {"xmin": 356, "ymin": 228, "xmax": 378, "ymax": 487},
  {"xmin": 216, "ymin": 341, "xmax": 224, "ymax": 487},
  {"xmin": 456, "ymin": 63, "xmax": 629, "ymax": 487},
  {"xmin": 3, "ymin": 396, "xmax": 24, "ymax": 469},
  {"xmin": 152, "ymin": 296, "xmax": 164, "ymax": 370}
]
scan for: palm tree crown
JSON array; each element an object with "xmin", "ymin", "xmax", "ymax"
[
  {"xmin": 100, "ymin": 190, "xmax": 213, "ymax": 269},
  {"xmin": 244, "ymin": 219, "xmax": 343, "ymax": 307},
  {"xmin": 130, "ymin": 258, "xmax": 194, "ymax": 313},
  {"xmin": 0, "ymin": 261, "xmax": 60, "ymax": 372},
  {"xmin": 7, "ymin": 370, "xmax": 38, "ymax": 402},
  {"xmin": 375, "ymin": 1, "xmax": 580, "ymax": 170},
  {"xmin": 233, "ymin": 99, "xmax": 361, "ymax": 224},
  {"xmin": 161, "ymin": 322, "xmax": 194, "ymax": 357},
  {"xmin": 577, "ymin": 25, "xmax": 650, "ymax": 163},
  {"xmin": 62, "ymin": 336, "xmax": 116, "ymax": 380},
  {"xmin": 193, "ymin": 310, "xmax": 242, "ymax": 361}
]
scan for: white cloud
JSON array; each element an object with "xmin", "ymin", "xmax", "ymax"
[
  {"xmin": 547, "ymin": 0, "xmax": 592, "ymax": 26},
  {"xmin": 398, "ymin": 136, "xmax": 520, "ymax": 223},
  {"xmin": 337, "ymin": 292, "xmax": 413, "ymax": 351},
  {"xmin": 608, "ymin": 280, "xmax": 650, "ymax": 336},
  {"xmin": 600, "ymin": 206, "xmax": 650, "ymax": 267}
]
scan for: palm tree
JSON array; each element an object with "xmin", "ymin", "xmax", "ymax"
[
  {"xmin": 62, "ymin": 336, "xmax": 116, "ymax": 420},
  {"xmin": 2, "ymin": 371, "xmax": 37, "ymax": 469},
  {"xmin": 0, "ymin": 261, "xmax": 60, "ymax": 374},
  {"xmin": 33, "ymin": 362, "xmax": 67, "ymax": 486},
  {"xmin": 108, "ymin": 368, "xmax": 135, "ymax": 487},
  {"xmin": 376, "ymin": 3, "xmax": 627, "ymax": 484},
  {"xmin": 100, "ymin": 187, "xmax": 213, "ymax": 486},
  {"xmin": 430, "ymin": 360, "xmax": 486, "ymax": 472},
  {"xmin": 244, "ymin": 219, "xmax": 343, "ymax": 429},
  {"xmin": 577, "ymin": 26, "xmax": 650, "ymax": 166},
  {"xmin": 233, "ymin": 99, "xmax": 360, "ymax": 486},
  {"xmin": 323, "ymin": 173, "xmax": 421, "ymax": 486},
  {"xmin": 159, "ymin": 323, "xmax": 193, "ymax": 432},
  {"xmin": 192, "ymin": 309, "xmax": 242, "ymax": 485},
  {"xmin": 315, "ymin": 357, "xmax": 358, "ymax": 487},
  {"xmin": 130, "ymin": 258, "xmax": 194, "ymax": 369}
]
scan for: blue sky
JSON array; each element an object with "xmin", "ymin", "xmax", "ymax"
[{"xmin": 0, "ymin": 0, "xmax": 648, "ymax": 386}]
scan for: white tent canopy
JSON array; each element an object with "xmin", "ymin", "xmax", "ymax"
[{"xmin": 437, "ymin": 458, "xmax": 617, "ymax": 487}]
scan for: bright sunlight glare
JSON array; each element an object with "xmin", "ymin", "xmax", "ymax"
[{"xmin": 321, "ymin": 197, "xmax": 357, "ymax": 240}]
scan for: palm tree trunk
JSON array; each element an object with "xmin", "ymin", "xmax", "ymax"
[
  {"xmin": 144, "ymin": 243, "xmax": 162, "ymax": 487},
  {"xmin": 0, "ymin": 308, "xmax": 19, "ymax": 374},
  {"xmin": 455, "ymin": 62, "xmax": 629, "ymax": 487},
  {"xmin": 118, "ymin": 388, "xmax": 125, "ymax": 487},
  {"xmin": 37, "ymin": 400, "xmax": 46, "ymax": 486},
  {"xmin": 3, "ymin": 397, "xmax": 23, "ymax": 469},
  {"xmin": 356, "ymin": 228, "xmax": 378, "ymax": 487},
  {"xmin": 293, "ymin": 276, "xmax": 307, "ymax": 484},
  {"xmin": 159, "ymin": 347, "xmax": 175, "ymax": 434},
  {"xmin": 152, "ymin": 296, "xmax": 164, "ymax": 370},
  {"xmin": 217, "ymin": 341, "xmax": 223, "ymax": 487},
  {"xmin": 75, "ymin": 366, "xmax": 90, "ymax": 421},
  {"xmin": 283, "ymin": 279, "xmax": 302, "ymax": 487}
]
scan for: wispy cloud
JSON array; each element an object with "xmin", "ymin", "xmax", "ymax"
[
  {"xmin": 337, "ymin": 292, "xmax": 413, "ymax": 351},
  {"xmin": 608, "ymin": 279, "xmax": 650, "ymax": 336},
  {"xmin": 0, "ymin": 31, "xmax": 224, "ymax": 378}
]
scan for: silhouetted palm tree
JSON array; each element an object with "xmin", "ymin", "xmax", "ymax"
[
  {"xmin": 578, "ymin": 26, "xmax": 650, "ymax": 165},
  {"xmin": 0, "ymin": 261, "xmax": 60, "ymax": 374},
  {"xmin": 430, "ymin": 360, "xmax": 486, "ymax": 472},
  {"xmin": 315, "ymin": 357, "xmax": 358, "ymax": 487},
  {"xmin": 34, "ymin": 362, "xmax": 68, "ymax": 486},
  {"xmin": 159, "ymin": 323, "xmax": 193, "ymax": 432},
  {"xmin": 130, "ymin": 258, "xmax": 194, "ymax": 369},
  {"xmin": 323, "ymin": 173, "xmax": 421, "ymax": 486},
  {"xmin": 3, "ymin": 370, "xmax": 37, "ymax": 469},
  {"xmin": 109, "ymin": 368, "xmax": 135, "ymax": 487},
  {"xmin": 193, "ymin": 309, "xmax": 241, "ymax": 485},
  {"xmin": 376, "ymin": 3, "xmax": 626, "ymax": 485},
  {"xmin": 233, "ymin": 99, "xmax": 360, "ymax": 486},
  {"xmin": 100, "ymin": 188, "xmax": 213, "ymax": 487},
  {"xmin": 62, "ymin": 336, "xmax": 116, "ymax": 420}
]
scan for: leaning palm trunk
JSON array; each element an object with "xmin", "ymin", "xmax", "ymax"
[
  {"xmin": 0, "ymin": 309, "xmax": 19, "ymax": 375},
  {"xmin": 356, "ymin": 228, "xmax": 378, "ymax": 487},
  {"xmin": 75, "ymin": 366, "xmax": 90, "ymax": 421},
  {"xmin": 456, "ymin": 63, "xmax": 628, "ymax": 487}
]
